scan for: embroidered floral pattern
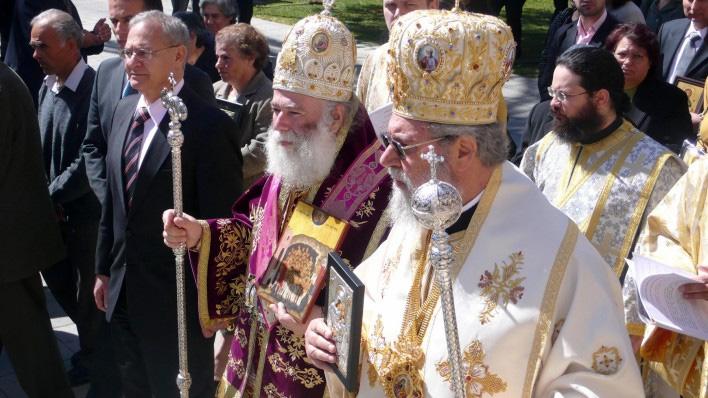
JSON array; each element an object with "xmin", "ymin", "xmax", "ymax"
[
  {"xmin": 250, "ymin": 206, "xmax": 265, "ymax": 254},
  {"xmin": 355, "ymin": 186, "xmax": 379, "ymax": 218},
  {"xmin": 215, "ymin": 273, "xmax": 248, "ymax": 316},
  {"xmin": 478, "ymin": 252, "xmax": 525, "ymax": 324},
  {"xmin": 214, "ymin": 220, "xmax": 250, "ymax": 286},
  {"xmin": 275, "ymin": 325, "xmax": 306, "ymax": 361},
  {"xmin": 366, "ymin": 316, "xmax": 387, "ymax": 386},
  {"xmin": 234, "ymin": 326, "xmax": 247, "ymax": 347},
  {"xmin": 263, "ymin": 383, "xmax": 290, "ymax": 398},
  {"xmin": 226, "ymin": 355, "xmax": 246, "ymax": 379},
  {"xmin": 268, "ymin": 353, "xmax": 324, "ymax": 388},
  {"xmin": 436, "ymin": 340, "xmax": 507, "ymax": 398},
  {"xmin": 592, "ymin": 346, "xmax": 623, "ymax": 375}
]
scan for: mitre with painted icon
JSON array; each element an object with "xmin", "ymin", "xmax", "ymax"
[
  {"xmin": 387, "ymin": 5, "xmax": 515, "ymax": 125},
  {"xmin": 272, "ymin": 0, "xmax": 356, "ymax": 103}
]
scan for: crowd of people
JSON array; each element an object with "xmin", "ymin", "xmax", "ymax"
[{"xmin": 0, "ymin": 0, "xmax": 706, "ymax": 396}]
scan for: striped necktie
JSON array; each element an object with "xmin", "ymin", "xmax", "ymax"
[{"xmin": 123, "ymin": 107, "xmax": 151, "ymax": 208}]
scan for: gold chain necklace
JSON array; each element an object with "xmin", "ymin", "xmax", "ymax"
[{"xmin": 399, "ymin": 230, "xmax": 443, "ymax": 344}]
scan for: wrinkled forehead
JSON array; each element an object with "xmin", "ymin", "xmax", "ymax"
[
  {"xmin": 387, "ymin": 113, "xmax": 429, "ymax": 140},
  {"xmin": 126, "ymin": 21, "xmax": 167, "ymax": 47}
]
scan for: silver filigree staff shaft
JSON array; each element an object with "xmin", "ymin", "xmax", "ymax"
[
  {"xmin": 161, "ymin": 72, "xmax": 191, "ymax": 398},
  {"xmin": 411, "ymin": 146, "xmax": 464, "ymax": 398}
]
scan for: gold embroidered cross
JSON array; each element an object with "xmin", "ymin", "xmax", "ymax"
[{"xmin": 436, "ymin": 340, "xmax": 507, "ymax": 397}]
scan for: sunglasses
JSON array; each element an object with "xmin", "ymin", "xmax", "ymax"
[{"xmin": 380, "ymin": 133, "xmax": 447, "ymax": 159}]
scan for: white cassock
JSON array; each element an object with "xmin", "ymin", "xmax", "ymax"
[{"xmin": 325, "ymin": 162, "xmax": 644, "ymax": 397}]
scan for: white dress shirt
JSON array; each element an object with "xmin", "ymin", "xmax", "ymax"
[
  {"xmin": 134, "ymin": 79, "xmax": 185, "ymax": 169},
  {"xmin": 44, "ymin": 58, "xmax": 88, "ymax": 94}
]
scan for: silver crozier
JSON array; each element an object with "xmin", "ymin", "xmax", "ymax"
[
  {"xmin": 411, "ymin": 146, "xmax": 464, "ymax": 398},
  {"xmin": 160, "ymin": 72, "xmax": 191, "ymax": 398}
]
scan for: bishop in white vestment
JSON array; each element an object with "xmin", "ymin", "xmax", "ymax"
[{"xmin": 304, "ymin": 8, "xmax": 644, "ymax": 397}]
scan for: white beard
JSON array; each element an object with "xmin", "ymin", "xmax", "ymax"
[
  {"xmin": 385, "ymin": 169, "xmax": 422, "ymax": 233},
  {"xmin": 385, "ymin": 184, "xmax": 427, "ymax": 263},
  {"xmin": 265, "ymin": 119, "xmax": 338, "ymax": 189}
]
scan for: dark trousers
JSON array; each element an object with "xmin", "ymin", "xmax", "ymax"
[
  {"xmin": 87, "ymin": 318, "xmax": 123, "ymax": 398},
  {"xmin": 495, "ymin": 0, "xmax": 527, "ymax": 50},
  {"xmin": 0, "ymin": 274, "xmax": 73, "ymax": 398},
  {"xmin": 235, "ymin": 0, "xmax": 253, "ymax": 23},
  {"xmin": 42, "ymin": 217, "xmax": 101, "ymax": 356},
  {"xmin": 110, "ymin": 286, "xmax": 215, "ymax": 398}
]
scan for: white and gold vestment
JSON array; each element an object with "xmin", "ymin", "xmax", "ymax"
[
  {"xmin": 326, "ymin": 163, "xmax": 644, "ymax": 397},
  {"xmin": 356, "ymin": 43, "xmax": 391, "ymax": 113},
  {"xmin": 636, "ymin": 158, "xmax": 707, "ymax": 398},
  {"xmin": 521, "ymin": 121, "xmax": 686, "ymax": 333}
]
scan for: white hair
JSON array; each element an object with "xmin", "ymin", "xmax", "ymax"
[
  {"xmin": 427, "ymin": 122, "xmax": 508, "ymax": 167},
  {"xmin": 31, "ymin": 9, "xmax": 82, "ymax": 46},
  {"xmin": 129, "ymin": 10, "xmax": 190, "ymax": 46}
]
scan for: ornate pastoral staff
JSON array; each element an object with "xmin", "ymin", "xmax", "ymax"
[
  {"xmin": 411, "ymin": 146, "xmax": 464, "ymax": 398},
  {"xmin": 160, "ymin": 72, "xmax": 191, "ymax": 398}
]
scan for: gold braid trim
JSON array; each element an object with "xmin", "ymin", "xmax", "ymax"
[
  {"xmin": 521, "ymin": 221, "xmax": 579, "ymax": 397},
  {"xmin": 197, "ymin": 219, "xmax": 219, "ymax": 330}
]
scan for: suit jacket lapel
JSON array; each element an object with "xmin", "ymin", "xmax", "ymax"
[
  {"xmin": 108, "ymin": 95, "xmax": 139, "ymax": 215},
  {"xmin": 663, "ymin": 20, "xmax": 690, "ymax": 78},
  {"xmin": 561, "ymin": 25, "xmax": 577, "ymax": 54},
  {"xmin": 688, "ymin": 39, "xmax": 708, "ymax": 76},
  {"xmin": 128, "ymin": 113, "xmax": 171, "ymax": 218}
]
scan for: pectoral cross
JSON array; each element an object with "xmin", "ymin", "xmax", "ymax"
[{"xmin": 421, "ymin": 145, "xmax": 444, "ymax": 182}]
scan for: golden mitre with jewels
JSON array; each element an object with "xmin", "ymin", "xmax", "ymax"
[
  {"xmin": 387, "ymin": 6, "xmax": 515, "ymax": 125},
  {"xmin": 272, "ymin": 0, "xmax": 356, "ymax": 102}
]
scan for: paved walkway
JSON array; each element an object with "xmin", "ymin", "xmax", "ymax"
[{"xmin": 0, "ymin": 2, "xmax": 539, "ymax": 396}]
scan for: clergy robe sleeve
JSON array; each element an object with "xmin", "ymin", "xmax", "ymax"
[
  {"xmin": 355, "ymin": 52, "xmax": 375, "ymax": 110},
  {"xmin": 533, "ymin": 234, "xmax": 645, "ymax": 397},
  {"xmin": 189, "ymin": 180, "xmax": 265, "ymax": 330}
]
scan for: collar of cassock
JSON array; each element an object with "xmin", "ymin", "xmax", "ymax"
[
  {"xmin": 446, "ymin": 190, "xmax": 483, "ymax": 234},
  {"xmin": 579, "ymin": 116, "xmax": 623, "ymax": 145}
]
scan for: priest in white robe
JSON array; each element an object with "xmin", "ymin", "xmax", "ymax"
[{"xmin": 303, "ymin": 7, "xmax": 644, "ymax": 397}]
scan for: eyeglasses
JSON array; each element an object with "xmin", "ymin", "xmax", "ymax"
[
  {"xmin": 547, "ymin": 87, "xmax": 588, "ymax": 102},
  {"xmin": 120, "ymin": 45, "xmax": 180, "ymax": 60},
  {"xmin": 381, "ymin": 133, "xmax": 447, "ymax": 159}
]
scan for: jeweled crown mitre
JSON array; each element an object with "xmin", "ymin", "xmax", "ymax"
[
  {"xmin": 272, "ymin": 0, "xmax": 356, "ymax": 103},
  {"xmin": 387, "ymin": 9, "xmax": 515, "ymax": 125}
]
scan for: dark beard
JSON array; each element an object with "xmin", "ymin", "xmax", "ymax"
[{"xmin": 552, "ymin": 101, "xmax": 605, "ymax": 144}]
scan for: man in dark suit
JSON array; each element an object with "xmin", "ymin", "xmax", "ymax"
[
  {"xmin": 658, "ymin": 0, "xmax": 708, "ymax": 83},
  {"xmin": 537, "ymin": 0, "xmax": 619, "ymax": 100},
  {"xmin": 3, "ymin": 0, "xmax": 111, "ymax": 105},
  {"xmin": 81, "ymin": 2, "xmax": 215, "ymax": 395},
  {"xmin": 32, "ymin": 9, "xmax": 102, "ymax": 387},
  {"xmin": 0, "ymin": 61, "xmax": 73, "ymax": 398},
  {"xmin": 92, "ymin": 11, "xmax": 242, "ymax": 397},
  {"xmin": 84, "ymin": 0, "xmax": 215, "ymax": 211}
]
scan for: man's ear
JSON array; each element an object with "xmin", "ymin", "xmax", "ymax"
[
  {"xmin": 447, "ymin": 135, "xmax": 477, "ymax": 174},
  {"xmin": 592, "ymin": 88, "xmax": 610, "ymax": 108},
  {"xmin": 329, "ymin": 104, "xmax": 347, "ymax": 133},
  {"xmin": 174, "ymin": 44, "xmax": 187, "ymax": 65}
]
